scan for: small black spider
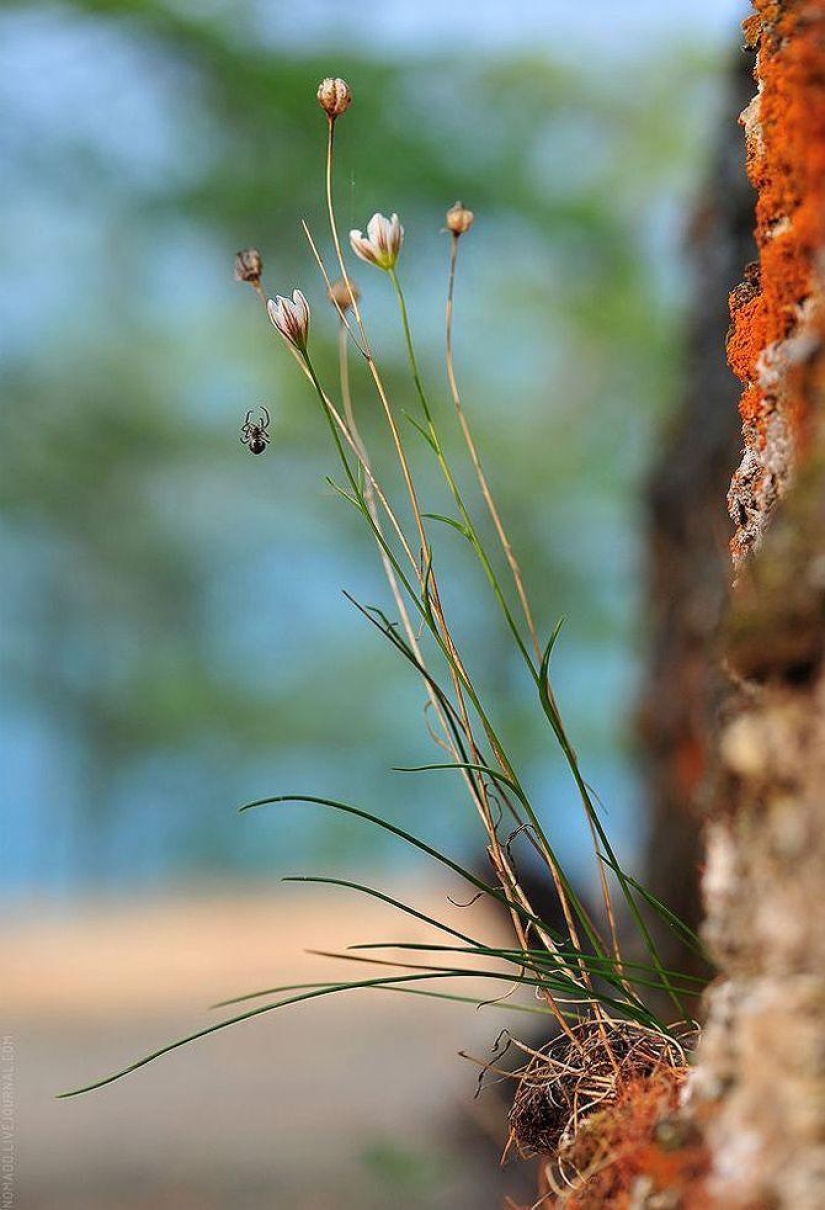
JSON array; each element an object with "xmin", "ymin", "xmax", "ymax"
[{"xmin": 240, "ymin": 406, "xmax": 271, "ymax": 455}]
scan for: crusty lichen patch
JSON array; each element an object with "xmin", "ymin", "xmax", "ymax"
[
  {"xmin": 726, "ymin": 0, "xmax": 825, "ymax": 566},
  {"xmin": 725, "ymin": 446, "xmax": 825, "ymax": 682},
  {"xmin": 693, "ymin": 4, "xmax": 825, "ymax": 1207},
  {"xmin": 532, "ymin": 1067, "xmax": 710, "ymax": 1209},
  {"xmin": 694, "ymin": 611, "xmax": 825, "ymax": 1205}
]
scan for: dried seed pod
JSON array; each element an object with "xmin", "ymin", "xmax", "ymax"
[
  {"xmin": 327, "ymin": 278, "xmax": 360, "ymax": 313},
  {"xmin": 317, "ymin": 77, "xmax": 352, "ymax": 120},
  {"xmin": 234, "ymin": 247, "xmax": 263, "ymax": 284},
  {"xmin": 445, "ymin": 201, "xmax": 474, "ymax": 236}
]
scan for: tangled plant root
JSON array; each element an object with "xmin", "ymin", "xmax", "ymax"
[
  {"xmin": 508, "ymin": 1019, "xmax": 694, "ymax": 1159},
  {"xmin": 506, "ymin": 1020, "xmax": 708, "ymax": 1207}
]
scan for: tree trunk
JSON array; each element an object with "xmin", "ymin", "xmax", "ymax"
[{"xmin": 688, "ymin": 3, "xmax": 825, "ymax": 1205}]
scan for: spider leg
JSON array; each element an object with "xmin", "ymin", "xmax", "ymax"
[
  {"xmin": 244, "ymin": 409, "xmax": 253, "ymax": 425},
  {"xmin": 260, "ymin": 405, "xmax": 270, "ymax": 429}
]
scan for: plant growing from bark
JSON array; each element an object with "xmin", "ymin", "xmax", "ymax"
[{"xmin": 60, "ymin": 74, "xmax": 703, "ymax": 1179}]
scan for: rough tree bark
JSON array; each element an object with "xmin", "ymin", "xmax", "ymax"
[
  {"xmin": 525, "ymin": 8, "xmax": 825, "ymax": 1204},
  {"xmin": 685, "ymin": 3, "xmax": 825, "ymax": 1206}
]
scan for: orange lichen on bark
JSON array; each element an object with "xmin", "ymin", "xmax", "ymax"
[
  {"xmin": 731, "ymin": 0, "xmax": 825, "ymax": 417},
  {"xmin": 533, "ymin": 1069, "xmax": 710, "ymax": 1209},
  {"xmin": 727, "ymin": 0, "xmax": 825, "ymax": 563},
  {"xmin": 727, "ymin": 268, "xmax": 768, "ymax": 427}
]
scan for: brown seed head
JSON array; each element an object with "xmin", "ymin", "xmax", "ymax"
[
  {"xmin": 234, "ymin": 247, "xmax": 263, "ymax": 284},
  {"xmin": 317, "ymin": 77, "xmax": 352, "ymax": 120},
  {"xmin": 445, "ymin": 201, "xmax": 474, "ymax": 236},
  {"xmin": 327, "ymin": 278, "xmax": 360, "ymax": 314}
]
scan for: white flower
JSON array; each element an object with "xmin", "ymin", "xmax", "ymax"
[
  {"xmin": 267, "ymin": 289, "xmax": 310, "ymax": 351},
  {"xmin": 349, "ymin": 213, "xmax": 404, "ymax": 271}
]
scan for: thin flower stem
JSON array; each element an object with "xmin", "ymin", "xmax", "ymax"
[
  {"xmin": 394, "ymin": 255, "xmax": 648, "ymax": 998},
  {"xmin": 333, "ymin": 331, "xmax": 582, "ymax": 1009},
  {"xmin": 442, "ymin": 242, "xmax": 628, "ymax": 994},
  {"xmin": 384, "ymin": 266, "xmax": 606, "ymax": 983},
  {"xmin": 322, "ymin": 121, "xmax": 431, "ymax": 568},
  {"xmin": 315, "ymin": 112, "xmax": 658, "ymax": 1027},
  {"xmin": 337, "ymin": 323, "xmax": 417, "ymax": 639},
  {"xmin": 288, "ymin": 346, "xmax": 419, "ymax": 579},
  {"xmin": 305, "ymin": 339, "xmax": 579, "ymax": 1003},
  {"xmin": 388, "ymin": 266, "xmax": 538, "ymax": 679},
  {"xmin": 335, "ymin": 324, "xmax": 500, "ymax": 862},
  {"xmin": 445, "ymin": 233, "xmax": 541, "ymax": 663},
  {"xmin": 302, "ymin": 219, "xmax": 365, "ymax": 357}
]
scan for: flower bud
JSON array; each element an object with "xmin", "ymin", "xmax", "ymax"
[
  {"xmin": 327, "ymin": 278, "xmax": 360, "ymax": 314},
  {"xmin": 234, "ymin": 247, "xmax": 263, "ymax": 284},
  {"xmin": 317, "ymin": 77, "xmax": 352, "ymax": 120},
  {"xmin": 349, "ymin": 213, "xmax": 404, "ymax": 272},
  {"xmin": 267, "ymin": 289, "xmax": 310, "ymax": 353},
  {"xmin": 445, "ymin": 201, "xmax": 474, "ymax": 236}
]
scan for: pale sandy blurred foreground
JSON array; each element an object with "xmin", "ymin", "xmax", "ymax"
[{"xmin": 5, "ymin": 886, "xmax": 540, "ymax": 1208}]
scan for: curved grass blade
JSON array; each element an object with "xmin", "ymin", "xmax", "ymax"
[
  {"xmin": 377, "ymin": 985, "xmax": 547, "ymax": 1015},
  {"xmin": 347, "ymin": 941, "xmax": 707, "ymax": 994},
  {"xmin": 538, "ymin": 626, "xmax": 690, "ymax": 1021},
  {"xmin": 282, "ymin": 875, "xmax": 482, "ymax": 947},
  {"xmin": 389, "ymin": 760, "xmax": 613, "ymax": 965},
  {"xmin": 239, "ymin": 793, "xmax": 571, "ymax": 948},
  {"xmin": 283, "ymin": 877, "xmax": 602, "ymax": 995},
  {"xmin": 240, "ymin": 794, "xmax": 496, "ymax": 899},
  {"xmin": 59, "ymin": 968, "xmax": 560, "ymax": 1099},
  {"xmin": 214, "ymin": 979, "xmax": 547, "ymax": 1015},
  {"xmin": 58, "ymin": 965, "xmax": 658, "ymax": 1099},
  {"xmin": 288, "ymin": 876, "xmax": 692, "ymax": 1009},
  {"xmin": 57, "ymin": 973, "xmax": 458, "ymax": 1098},
  {"xmin": 422, "ymin": 512, "xmax": 472, "ymax": 542}
]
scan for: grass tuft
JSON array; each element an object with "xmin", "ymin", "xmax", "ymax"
[{"xmin": 59, "ymin": 73, "xmax": 704, "ymax": 1176}]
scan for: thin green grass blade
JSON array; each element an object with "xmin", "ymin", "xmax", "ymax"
[
  {"xmin": 57, "ymin": 965, "xmax": 658, "ymax": 1099},
  {"xmin": 402, "ymin": 411, "xmax": 438, "ymax": 451},
  {"xmin": 347, "ymin": 941, "xmax": 707, "ymax": 991},
  {"xmin": 283, "ymin": 877, "xmax": 592, "ymax": 992},
  {"xmin": 212, "ymin": 981, "xmax": 345, "ymax": 1008},
  {"xmin": 240, "ymin": 794, "xmax": 496, "ymax": 900},
  {"xmin": 422, "ymin": 512, "xmax": 472, "ymax": 541},
  {"xmin": 240, "ymin": 793, "xmax": 572, "ymax": 948},
  {"xmin": 598, "ymin": 856, "xmax": 707, "ymax": 958},
  {"xmin": 282, "ymin": 875, "xmax": 482, "ymax": 947},
  {"xmin": 537, "ymin": 625, "xmax": 690, "ymax": 1022},
  {"xmin": 222, "ymin": 980, "xmax": 549, "ymax": 1015},
  {"xmin": 58, "ymin": 973, "xmax": 462, "ymax": 1098},
  {"xmin": 376, "ymin": 985, "xmax": 547, "ymax": 1015}
]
